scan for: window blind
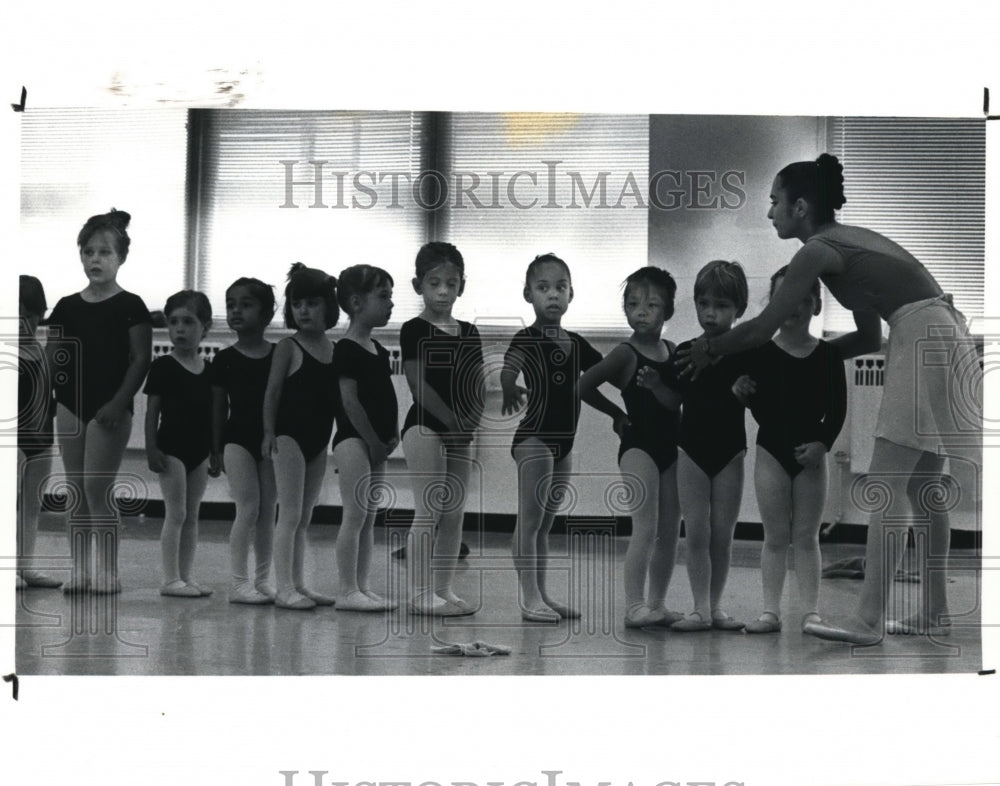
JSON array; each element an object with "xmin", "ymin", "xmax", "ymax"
[
  {"xmin": 825, "ymin": 117, "xmax": 985, "ymax": 334},
  {"xmin": 194, "ymin": 110, "xmax": 428, "ymax": 319},
  {"xmin": 444, "ymin": 113, "xmax": 649, "ymax": 330},
  {"xmin": 20, "ymin": 108, "xmax": 188, "ymax": 315}
]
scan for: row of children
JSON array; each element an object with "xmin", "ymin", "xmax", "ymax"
[{"xmin": 17, "ymin": 207, "xmax": 846, "ymax": 633}]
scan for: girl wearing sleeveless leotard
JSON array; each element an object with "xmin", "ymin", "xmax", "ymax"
[
  {"xmin": 670, "ymin": 260, "xmax": 750, "ymax": 633},
  {"xmin": 211, "ymin": 277, "xmax": 278, "ymax": 604},
  {"xmin": 331, "ymin": 264, "xmax": 399, "ymax": 613},
  {"xmin": 580, "ymin": 266, "xmax": 684, "ymax": 629},
  {"xmin": 737, "ymin": 267, "xmax": 846, "ymax": 634},
  {"xmin": 262, "ymin": 263, "xmax": 339, "ymax": 611},
  {"xmin": 144, "ymin": 291, "xmax": 215, "ymax": 598}
]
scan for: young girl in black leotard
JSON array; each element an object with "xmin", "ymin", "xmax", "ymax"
[
  {"xmin": 501, "ymin": 254, "xmax": 605, "ymax": 622},
  {"xmin": 211, "ymin": 278, "xmax": 278, "ymax": 605},
  {"xmin": 144, "ymin": 291, "xmax": 214, "ymax": 598},
  {"xmin": 671, "ymin": 260, "xmax": 749, "ymax": 632},
  {"xmin": 737, "ymin": 267, "xmax": 846, "ymax": 634},
  {"xmin": 17, "ymin": 276, "xmax": 61, "ymax": 590},
  {"xmin": 400, "ymin": 243, "xmax": 485, "ymax": 616},
  {"xmin": 262, "ymin": 264, "xmax": 339, "ymax": 611},
  {"xmin": 580, "ymin": 267, "xmax": 684, "ymax": 629},
  {"xmin": 331, "ymin": 265, "xmax": 399, "ymax": 612}
]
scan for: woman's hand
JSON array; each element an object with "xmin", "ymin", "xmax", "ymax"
[{"xmin": 676, "ymin": 338, "xmax": 713, "ymax": 380}]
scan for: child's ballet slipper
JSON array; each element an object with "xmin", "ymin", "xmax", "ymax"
[
  {"xmin": 297, "ymin": 587, "xmax": 336, "ymax": 606},
  {"xmin": 745, "ymin": 613, "xmax": 782, "ymax": 634},
  {"xmin": 229, "ymin": 583, "xmax": 273, "ymax": 605},
  {"xmin": 160, "ymin": 580, "xmax": 202, "ymax": 598},
  {"xmin": 545, "ymin": 600, "xmax": 581, "ymax": 619},
  {"xmin": 520, "ymin": 605, "xmax": 560, "ymax": 623},
  {"xmin": 274, "ymin": 590, "xmax": 317, "ymax": 610},
  {"xmin": 670, "ymin": 612, "xmax": 713, "ymax": 632}
]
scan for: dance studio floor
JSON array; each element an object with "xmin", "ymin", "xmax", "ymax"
[{"xmin": 13, "ymin": 513, "xmax": 982, "ymax": 676}]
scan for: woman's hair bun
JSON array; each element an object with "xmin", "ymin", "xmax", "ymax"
[{"xmin": 815, "ymin": 154, "xmax": 846, "ymax": 211}]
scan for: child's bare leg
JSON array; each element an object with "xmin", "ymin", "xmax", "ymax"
[
  {"xmin": 294, "ymin": 452, "xmax": 332, "ymax": 605},
  {"xmin": 56, "ymin": 405, "xmax": 91, "ymax": 590},
  {"xmin": 82, "ymin": 415, "xmax": 131, "ymax": 593},
  {"xmin": 333, "ymin": 439, "xmax": 386, "ymax": 611},
  {"xmin": 158, "ymin": 456, "xmax": 199, "ymax": 597},
  {"xmin": 619, "ymin": 449, "xmax": 662, "ymax": 624},
  {"xmin": 537, "ymin": 453, "xmax": 576, "ymax": 618},
  {"xmin": 511, "ymin": 439, "xmax": 559, "ymax": 621},
  {"xmin": 255, "ymin": 457, "xmax": 277, "ymax": 594},
  {"xmin": 225, "ymin": 444, "xmax": 268, "ymax": 601},
  {"xmin": 272, "ymin": 436, "xmax": 313, "ymax": 609},
  {"xmin": 755, "ymin": 448, "xmax": 792, "ymax": 623},
  {"xmin": 675, "ymin": 450, "xmax": 712, "ymax": 625},
  {"xmin": 791, "ymin": 459, "xmax": 826, "ymax": 625},
  {"xmin": 18, "ymin": 449, "xmax": 61, "ymax": 587},
  {"xmin": 433, "ymin": 445, "xmax": 472, "ymax": 608},
  {"xmin": 707, "ymin": 451, "xmax": 744, "ymax": 625},
  {"xmin": 179, "ymin": 460, "xmax": 210, "ymax": 595},
  {"xmin": 647, "ymin": 461, "xmax": 681, "ymax": 622},
  {"xmin": 357, "ymin": 460, "xmax": 395, "ymax": 608}
]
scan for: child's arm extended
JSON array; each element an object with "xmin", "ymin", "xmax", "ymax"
[
  {"xmin": 500, "ymin": 338, "xmax": 528, "ymax": 416},
  {"xmin": 144, "ymin": 394, "xmax": 167, "ymax": 473},
  {"xmin": 261, "ymin": 339, "xmax": 294, "ymax": 459},
  {"xmin": 339, "ymin": 377, "xmax": 391, "ymax": 466},
  {"xmin": 579, "ymin": 345, "xmax": 632, "ymax": 437},
  {"xmin": 95, "ymin": 321, "xmax": 153, "ymax": 429}
]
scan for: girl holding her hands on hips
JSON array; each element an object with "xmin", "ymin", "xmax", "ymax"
[{"xmin": 679, "ymin": 153, "xmax": 982, "ymax": 645}]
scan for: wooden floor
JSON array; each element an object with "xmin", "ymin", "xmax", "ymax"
[{"xmin": 13, "ymin": 513, "xmax": 982, "ymax": 676}]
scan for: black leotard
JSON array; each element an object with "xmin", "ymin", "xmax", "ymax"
[
  {"xmin": 210, "ymin": 344, "xmax": 274, "ymax": 462},
  {"xmin": 275, "ymin": 337, "xmax": 336, "ymax": 462},
  {"xmin": 400, "ymin": 317, "xmax": 485, "ymax": 443},
  {"xmin": 504, "ymin": 325, "xmax": 602, "ymax": 461},
  {"xmin": 744, "ymin": 340, "xmax": 847, "ymax": 478},
  {"xmin": 618, "ymin": 342, "xmax": 679, "ymax": 472},
  {"xmin": 18, "ymin": 343, "xmax": 55, "ymax": 458},
  {"xmin": 671, "ymin": 339, "xmax": 747, "ymax": 478},
  {"xmin": 46, "ymin": 291, "xmax": 151, "ymax": 423},
  {"xmin": 143, "ymin": 354, "xmax": 213, "ymax": 473},
  {"xmin": 331, "ymin": 338, "xmax": 398, "ymax": 451}
]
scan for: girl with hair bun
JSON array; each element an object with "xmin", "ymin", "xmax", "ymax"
[
  {"xmin": 681, "ymin": 153, "xmax": 982, "ymax": 645},
  {"xmin": 261, "ymin": 263, "xmax": 340, "ymax": 610},
  {"xmin": 46, "ymin": 208, "xmax": 153, "ymax": 594}
]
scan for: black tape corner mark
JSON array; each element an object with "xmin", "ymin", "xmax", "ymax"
[
  {"xmin": 979, "ymin": 668, "xmax": 995, "ymax": 676},
  {"xmin": 10, "ymin": 86, "xmax": 26, "ymax": 112},
  {"xmin": 3, "ymin": 673, "xmax": 18, "ymax": 700},
  {"xmin": 985, "ymin": 87, "xmax": 999, "ymax": 120}
]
